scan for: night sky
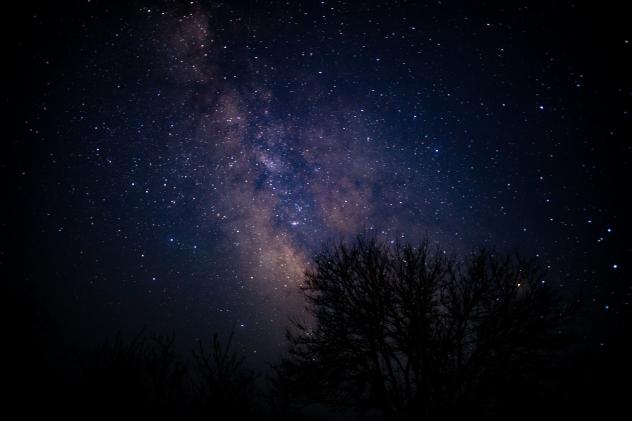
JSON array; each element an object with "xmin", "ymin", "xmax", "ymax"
[{"xmin": 9, "ymin": 0, "xmax": 631, "ymax": 369}]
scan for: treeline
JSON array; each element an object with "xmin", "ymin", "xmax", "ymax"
[{"xmin": 8, "ymin": 236, "xmax": 631, "ymax": 420}]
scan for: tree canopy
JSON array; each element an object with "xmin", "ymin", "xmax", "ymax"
[{"xmin": 275, "ymin": 237, "xmax": 570, "ymax": 420}]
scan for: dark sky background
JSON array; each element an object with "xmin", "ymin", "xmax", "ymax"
[{"xmin": 8, "ymin": 0, "xmax": 631, "ymax": 369}]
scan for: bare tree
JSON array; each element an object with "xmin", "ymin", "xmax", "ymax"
[
  {"xmin": 192, "ymin": 328, "xmax": 257, "ymax": 418},
  {"xmin": 77, "ymin": 329, "xmax": 258, "ymax": 419},
  {"xmin": 275, "ymin": 237, "xmax": 571, "ymax": 420},
  {"xmin": 79, "ymin": 331, "xmax": 188, "ymax": 418}
]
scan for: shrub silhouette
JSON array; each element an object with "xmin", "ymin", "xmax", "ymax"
[{"xmin": 275, "ymin": 237, "xmax": 571, "ymax": 420}]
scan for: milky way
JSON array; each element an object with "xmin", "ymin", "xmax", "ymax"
[
  {"xmin": 147, "ymin": 6, "xmax": 505, "ymax": 333},
  {"xmin": 142, "ymin": 7, "xmax": 480, "ymax": 323},
  {"xmin": 13, "ymin": 1, "xmax": 629, "ymax": 366}
]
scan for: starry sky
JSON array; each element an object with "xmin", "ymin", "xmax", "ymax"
[{"xmin": 9, "ymin": 0, "xmax": 631, "ymax": 367}]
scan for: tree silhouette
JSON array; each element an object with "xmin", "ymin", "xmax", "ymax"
[
  {"xmin": 191, "ymin": 329, "xmax": 258, "ymax": 418},
  {"xmin": 275, "ymin": 237, "xmax": 571, "ymax": 420},
  {"xmin": 76, "ymin": 329, "xmax": 258, "ymax": 419},
  {"xmin": 78, "ymin": 331, "xmax": 188, "ymax": 418}
]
